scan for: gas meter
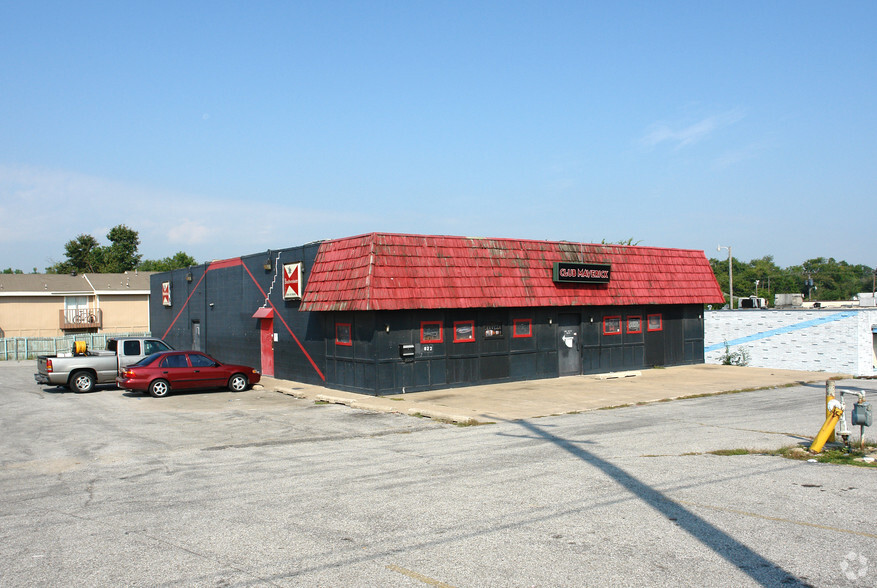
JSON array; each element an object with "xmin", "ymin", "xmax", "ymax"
[{"xmin": 852, "ymin": 402, "xmax": 872, "ymax": 427}]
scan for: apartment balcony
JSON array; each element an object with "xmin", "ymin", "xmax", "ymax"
[{"xmin": 60, "ymin": 309, "xmax": 103, "ymax": 330}]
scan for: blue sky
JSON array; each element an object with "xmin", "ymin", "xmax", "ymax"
[{"xmin": 2, "ymin": 1, "xmax": 875, "ymax": 272}]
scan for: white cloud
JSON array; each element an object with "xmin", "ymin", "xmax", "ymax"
[
  {"xmin": 638, "ymin": 108, "xmax": 745, "ymax": 151},
  {"xmin": 164, "ymin": 220, "xmax": 215, "ymax": 246},
  {"xmin": 711, "ymin": 142, "xmax": 767, "ymax": 170},
  {"xmin": 0, "ymin": 164, "xmax": 380, "ymax": 270}
]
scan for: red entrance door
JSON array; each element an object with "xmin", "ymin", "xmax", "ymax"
[
  {"xmin": 252, "ymin": 307, "xmax": 276, "ymax": 378},
  {"xmin": 259, "ymin": 318, "xmax": 275, "ymax": 377}
]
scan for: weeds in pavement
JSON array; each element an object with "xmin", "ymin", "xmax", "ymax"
[{"xmin": 700, "ymin": 444, "xmax": 877, "ymax": 468}]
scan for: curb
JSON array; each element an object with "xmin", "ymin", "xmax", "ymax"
[{"xmin": 272, "ymin": 384, "xmax": 488, "ymax": 425}]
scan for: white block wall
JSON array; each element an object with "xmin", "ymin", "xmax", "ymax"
[{"xmin": 705, "ymin": 309, "xmax": 877, "ymax": 376}]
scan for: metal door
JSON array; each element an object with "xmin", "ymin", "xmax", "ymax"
[
  {"xmin": 260, "ymin": 318, "xmax": 275, "ymax": 377},
  {"xmin": 191, "ymin": 320, "xmax": 201, "ymax": 351},
  {"xmin": 558, "ymin": 313, "xmax": 581, "ymax": 376}
]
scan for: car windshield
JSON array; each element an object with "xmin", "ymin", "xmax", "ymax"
[{"xmin": 131, "ymin": 352, "xmax": 165, "ymax": 367}]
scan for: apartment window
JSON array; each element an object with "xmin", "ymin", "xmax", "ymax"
[
  {"xmin": 647, "ymin": 314, "xmax": 663, "ymax": 332},
  {"xmin": 627, "ymin": 316, "xmax": 642, "ymax": 334}
]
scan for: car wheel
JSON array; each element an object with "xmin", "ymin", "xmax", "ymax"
[
  {"xmin": 70, "ymin": 371, "xmax": 95, "ymax": 393},
  {"xmin": 149, "ymin": 379, "xmax": 171, "ymax": 398},
  {"xmin": 228, "ymin": 374, "xmax": 249, "ymax": 392}
]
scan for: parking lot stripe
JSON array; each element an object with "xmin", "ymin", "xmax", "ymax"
[
  {"xmin": 679, "ymin": 500, "xmax": 877, "ymax": 539},
  {"xmin": 386, "ymin": 564, "xmax": 455, "ymax": 587}
]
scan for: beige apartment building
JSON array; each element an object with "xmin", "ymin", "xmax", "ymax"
[{"xmin": 0, "ymin": 272, "xmax": 154, "ymax": 338}]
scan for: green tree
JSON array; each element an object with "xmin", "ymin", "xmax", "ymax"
[
  {"xmin": 793, "ymin": 258, "xmax": 873, "ymax": 301},
  {"xmin": 2, "ymin": 268, "xmax": 24, "ymax": 274},
  {"xmin": 709, "ymin": 255, "xmax": 875, "ymax": 304},
  {"xmin": 47, "ymin": 234, "xmax": 101, "ymax": 273},
  {"xmin": 46, "ymin": 225, "xmax": 195, "ymax": 274},
  {"xmin": 102, "ymin": 224, "xmax": 142, "ymax": 272},
  {"xmin": 138, "ymin": 252, "xmax": 198, "ymax": 271}
]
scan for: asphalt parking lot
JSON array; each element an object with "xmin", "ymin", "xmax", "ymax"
[{"xmin": 2, "ymin": 360, "xmax": 876, "ymax": 587}]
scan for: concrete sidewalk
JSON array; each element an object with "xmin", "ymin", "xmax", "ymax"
[{"xmin": 260, "ymin": 364, "xmax": 849, "ymax": 424}]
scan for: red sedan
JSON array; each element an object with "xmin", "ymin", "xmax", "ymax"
[{"xmin": 116, "ymin": 351, "xmax": 261, "ymax": 398}]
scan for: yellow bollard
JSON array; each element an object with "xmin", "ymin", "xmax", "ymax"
[
  {"xmin": 825, "ymin": 381, "xmax": 836, "ymax": 443},
  {"xmin": 810, "ymin": 406, "xmax": 843, "ymax": 453}
]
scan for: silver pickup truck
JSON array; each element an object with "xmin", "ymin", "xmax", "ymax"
[{"xmin": 34, "ymin": 337, "xmax": 172, "ymax": 393}]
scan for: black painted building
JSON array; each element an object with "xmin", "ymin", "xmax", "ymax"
[{"xmin": 150, "ymin": 233, "xmax": 724, "ymax": 395}]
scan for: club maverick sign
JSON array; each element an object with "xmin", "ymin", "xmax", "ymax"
[{"xmin": 552, "ymin": 261, "xmax": 611, "ymax": 284}]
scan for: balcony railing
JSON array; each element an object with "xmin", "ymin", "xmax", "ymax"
[{"xmin": 60, "ymin": 309, "xmax": 103, "ymax": 330}]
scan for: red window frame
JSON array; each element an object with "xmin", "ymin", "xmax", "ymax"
[
  {"xmin": 626, "ymin": 316, "xmax": 642, "ymax": 334},
  {"xmin": 420, "ymin": 321, "xmax": 444, "ymax": 344},
  {"xmin": 335, "ymin": 323, "xmax": 353, "ymax": 346},
  {"xmin": 453, "ymin": 320, "xmax": 475, "ymax": 343},
  {"xmin": 603, "ymin": 316, "xmax": 622, "ymax": 336},
  {"xmin": 513, "ymin": 318, "xmax": 533, "ymax": 338},
  {"xmin": 647, "ymin": 314, "xmax": 663, "ymax": 332}
]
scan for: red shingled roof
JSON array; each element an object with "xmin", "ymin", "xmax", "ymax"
[{"xmin": 299, "ymin": 233, "xmax": 724, "ymax": 311}]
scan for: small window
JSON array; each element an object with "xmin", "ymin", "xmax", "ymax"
[
  {"xmin": 484, "ymin": 323, "xmax": 504, "ymax": 339},
  {"xmin": 603, "ymin": 316, "xmax": 622, "ymax": 335},
  {"xmin": 336, "ymin": 323, "xmax": 352, "ymax": 346},
  {"xmin": 453, "ymin": 321, "xmax": 475, "ymax": 343},
  {"xmin": 647, "ymin": 314, "xmax": 663, "ymax": 332},
  {"xmin": 123, "ymin": 340, "xmax": 141, "ymax": 356},
  {"xmin": 513, "ymin": 318, "xmax": 533, "ymax": 338},
  {"xmin": 626, "ymin": 316, "xmax": 642, "ymax": 334},
  {"xmin": 420, "ymin": 321, "xmax": 443, "ymax": 343}
]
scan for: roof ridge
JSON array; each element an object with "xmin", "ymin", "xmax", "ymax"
[
  {"xmin": 364, "ymin": 234, "xmax": 377, "ymax": 311},
  {"xmin": 319, "ymin": 232, "xmax": 706, "ymax": 254}
]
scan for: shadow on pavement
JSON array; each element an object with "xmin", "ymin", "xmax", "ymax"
[{"xmin": 515, "ymin": 419, "xmax": 811, "ymax": 587}]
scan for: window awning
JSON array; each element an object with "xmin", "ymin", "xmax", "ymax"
[{"xmin": 252, "ymin": 307, "xmax": 274, "ymax": 319}]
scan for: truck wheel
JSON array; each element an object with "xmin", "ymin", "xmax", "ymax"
[
  {"xmin": 228, "ymin": 374, "xmax": 249, "ymax": 392},
  {"xmin": 70, "ymin": 371, "xmax": 95, "ymax": 393},
  {"xmin": 149, "ymin": 379, "xmax": 171, "ymax": 398}
]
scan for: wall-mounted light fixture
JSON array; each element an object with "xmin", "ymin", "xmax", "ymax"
[
  {"xmin": 263, "ymin": 250, "xmax": 273, "ymax": 271},
  {"xmin": 209, "ymin": 302, "xmax": 215, "ymax": 309},
  {"xmin": 385, "ymin": 324, "xmax": 390, "ymax": 333},
  {"xmin": 186, "ymin": 272, "xmax": 193, "ymax": 283}
]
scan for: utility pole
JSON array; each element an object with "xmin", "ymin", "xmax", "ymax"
[{"xmin": 718, "ymin": 244, "xmax": 733, "ymax": 309}]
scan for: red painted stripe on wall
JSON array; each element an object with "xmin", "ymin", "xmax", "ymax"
[
  {"xmin": 240, "ymin": 261, "xmax": 326, "ymax": 381},
  {"xmin": 162, "ymin": 257, "xmax": 325, "ymax": 381}
]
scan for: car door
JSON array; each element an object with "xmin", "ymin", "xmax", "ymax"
[
  {"xmin": 157, "ymin": 353, "xmax": 195, "ymax": 389},
  {"xmin": 186, "ymin": 352, "xmax": 226, "ymax": 389}
]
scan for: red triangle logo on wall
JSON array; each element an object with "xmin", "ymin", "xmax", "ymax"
[{"xmin": 283, "ymin": 263, "xmax": 301, "ymax": 299}]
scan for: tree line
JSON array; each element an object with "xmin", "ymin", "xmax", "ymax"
[
  {"xmin": 6, "ymin": 231, "xmax": 876, "ymax": 305},
  {"xmin": 709, "ymin": 255, "xmax": 876, "ymax": 304},
  {"xmin": 2, "ymin": 225, "xmax": 197, "ymax": 274}
]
